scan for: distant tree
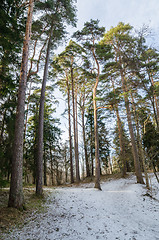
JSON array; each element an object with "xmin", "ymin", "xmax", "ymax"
[
  {"xmin": 35, "ymin": 0, "xmax": 77, "ymax": 195},
  {"xmin": 113, "ymin": 122, "xmax": 134, "ymax": 173},
  {"xmin": 73, "ymin": 19, "xmax": 106, "ymax": 190},
  {"xmin": 143, "ymin": 120, "xmax": 159, "ymax": 183},
  {"xmin": 102, "ymin": 22, "xmax": 144, "ymax": 184}
]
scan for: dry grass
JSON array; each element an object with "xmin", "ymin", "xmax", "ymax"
[{"xmin": 0, "ymin": 188, "xmax": 47, "ymax": 235}]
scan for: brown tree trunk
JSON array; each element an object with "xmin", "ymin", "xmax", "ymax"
[
  {"xmin": 66, "ymin": 71, "xmax": 74, "ymax": 183},
  {"xmin": 81, "ymin": 103, "xmax": 90, "ymax": 177},
  {"xmin": 24, "ymin": 80, "xmax": 32, "ymax": 140},
  {"xmin": 120, "ymin": 68, "xmax": 144, "ymax": 184},
  {"xmin": 93, "ymin": 85, "xmax": 101, "ymax": 190},
  {"xmin": 152, "ymin": 162, "xmax": 159, "ymax": 183},
  {"xmin": 111, "ymin": 78, "xmax": 126, "ymax": 176},
  {"xmin": 43, "ymin": 146, "xmax": 47, "ymax": 186},
  {"xmin": 90, "ymin": 113, "xmax": 94, "ymax": 176},
  {"xmin": 92, "ymin": 48, "xmax": 101, "ymax": 190},
  {"xmin": 0, "ymin": 109, "xmax": 6, "ymax": 144},
  {"xmin": 75, "ymin": 84, "xmax": 80, "ymax": 182},
  {"xmin": 8, "ymin": 0, "xmax": 34, "ymax": 209},
  {"xmin": 130, "ymin": 92, "xmax": 149, "ymax": 188},
  {"xmin": 50, "ymin": 143, "xmax": 54, "ymax": 185},
  {"xmin": 64, "ymin": 144, "xmax": 68, "ymax": 183},
  {"xmin": 71, "ymin": 65, "xmax": 80, "ymax": 183},
  {"xmin": 36, "ymin": 25, "xmax": 53, "ymax": 195},
  {"xmin": 150, "ymin": 75, "xmax": 159, "ymax": 127},
  {"xmin": 115, "ymin": 107, "xmax": 127, "ymax": 176}
]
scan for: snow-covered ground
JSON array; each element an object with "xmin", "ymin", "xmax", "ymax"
[{"xmin": 3, "ymin": 174, "xmax": 159, "ymax": 240}]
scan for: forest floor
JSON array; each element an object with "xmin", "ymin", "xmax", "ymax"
[{"xmin": 1, "ymin": 173, "xmax": 159, "ymax": 240}]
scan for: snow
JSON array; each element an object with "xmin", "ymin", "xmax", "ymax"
[{"xmin": 3, "ymin": 174, "xmax": 159, "ymax": 240}]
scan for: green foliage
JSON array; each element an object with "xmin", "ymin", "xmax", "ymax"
[
  {"xmin": 33, "ymin": 0, "xmax": 77, "ymax": 48},
  {"xmin": 86, "ymin": 106, "xmax": 110, "ymax": 171},
  {"xmin": 0, "ymin": 173, "xmax": 8, "ymax": 188},
  {"xmin": 143, "ymin": 121, "xmax": 159, "ymax": 167},
  {"xmin": 113, "ymin": 122, "xmax": 134, "ymax": 172},
  {"xmin": 0, "ymin": 0, "xmax": 25, "ymax": 96}
]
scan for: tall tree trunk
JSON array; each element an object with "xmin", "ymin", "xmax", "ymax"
[
  {"xmin": 43, "ymin": 146, "xmax": 47, "ymax": 186},
  {"xmin": 115, "ymin": 107, "xmax": 127, "ymax": 176},
  {"xmin": 120, "ymin": 67, "xmax": 144, "ymax": 184},
  {"xmin": 66, "ymin": 71, "xmax": 74, "ymax": 183},
  {"xmin": 111, "ymin": 78, "xmax": 126, "ymax": 176},
  {"xmin": 64, "ymin": 144, "xmax": 68, "ymax": 182},
  {"xmin": 49, "ymin": 143, "xmax": 54, "ymax": 185},
  {"xmin": 152, "ymin": 161, "xmax": 159, "ymax": 183},
  {"xmin": 24, "ymin": 80, "xmax": 32, "ymax": 140},
  {"xmin": 75, "ymin": 84, "xmax": 80, "ymax": 182},
  {"xmin": 150, "ymin": 75, "xmax": 159, "ymax": 127},
  {"xmin": 8, "ymin": 0, "xmax": 34, "ymax": 209},
  {"xmin": 0, "ymin": 109, "xmax": 6, "ymax": 144},
  {"xmin": 36, "ymin": 25, "xmax": 53, "ymax": 195},
  {"xmin": 130, "ymin": 92, "xmax": 149, "ymax": 188},
  {"xmin": 92, "ymin": 49, "xmax": 101, "ymax": 190},
  {"xmin": 93, "ymin": 84, "xmax": 101, "ymax": 189},
  {"xmin": 90, "ymin": 113, "xmax": 94, "ymax": 176},
  {"xmin": 81, "ymin": 103, "xmax": 90, "ymax": 177},
  {"xmin": 71, "ymin": 65, "xmax": 80, "ymax": 183},
  {"xmin": 33, "ymin": 103, "xmax": 38, "ymax": 184}
]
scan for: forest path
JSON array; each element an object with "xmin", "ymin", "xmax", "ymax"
[{"xmin": 4, "ymin": 175, "xmax": 159, "ymax": 240}]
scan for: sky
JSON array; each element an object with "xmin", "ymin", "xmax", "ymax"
[
  {"xmin": 56, "ymin": 0, "xmax": 159, "ymax": 140},
  {"xmin": 75, "ymin": 0, "xmax": 159, "ymax": 34}
]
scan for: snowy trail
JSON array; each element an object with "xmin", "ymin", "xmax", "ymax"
[{"xmin": 4, "ymin": 175, "xmax": 159, "ymax": 240}]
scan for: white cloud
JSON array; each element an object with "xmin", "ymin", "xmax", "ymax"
[{"xmin": 76, "ymin": 0, "xmax": 159, "ymax": 31}]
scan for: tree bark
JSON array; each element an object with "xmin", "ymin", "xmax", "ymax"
[
  {"xmin": 75, "ymin": 84, "xmax": 80, "ymax": 182},
  {"xmin": 66, "ymin": 71, "xmax": 74, "ymax": 183},
  {"xmin": 150, "ymin": 75, "xmax": 159, "ymax": 127},
  {"xmin": 8, "ymin": 0, "xmax": 34, "ymax": 209},
  {"xmin": 64, "ymin": 144, "xmax": 68, "ymax": 182},
  {"xmin": 50, "ymin": 143, "xmax": 54, "ymax": 185},
  {"xmin": 111, "ymin": 78, "xmax": 126, "ymax": 177},
  {"xmin": 92, "ymin": 49, "xmax": 101, "ymax": 190},
  {"xmin": 0, "ymin": 109, "xmax": 6, "ymax": 144},
  {"xmin": 81, "ymin": 97, "xmax": 90, "ymax": 177},
  {"xmin": 120, "ymin": 67, "xmax": 144, "ymax": 184},
  {"xmin": 71, "ymin": 65, "xmax": 80, "ymax": 183},
  {"xmin": 90, "ymin": 113, "xmax": 94, "ymax": 176},
  {"xmin": 36, "ymin": 25, "xmax": 53, "ymax": 195},
  {"xmin": 115, "ymin": 107, "xmax": 127, "ymax": 176},
  {"xmin": 43, "ymin": 146, "xmax": 47, "ymax": 186},
  {"xmin": 130, "ymin": 92, "xmax": 149, "ymax": 188},
  {"xmin": 93, "ymin": 85, "xmax": 101, "ymax": 190}
]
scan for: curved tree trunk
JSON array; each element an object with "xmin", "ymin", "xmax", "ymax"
[
  {"xmin": 8, "ymin": 0, "xmax": 34, "ymax": 209},
  {"xmin": 36, "ymin": 25, "xmax": 53, "ymax": 195}
]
